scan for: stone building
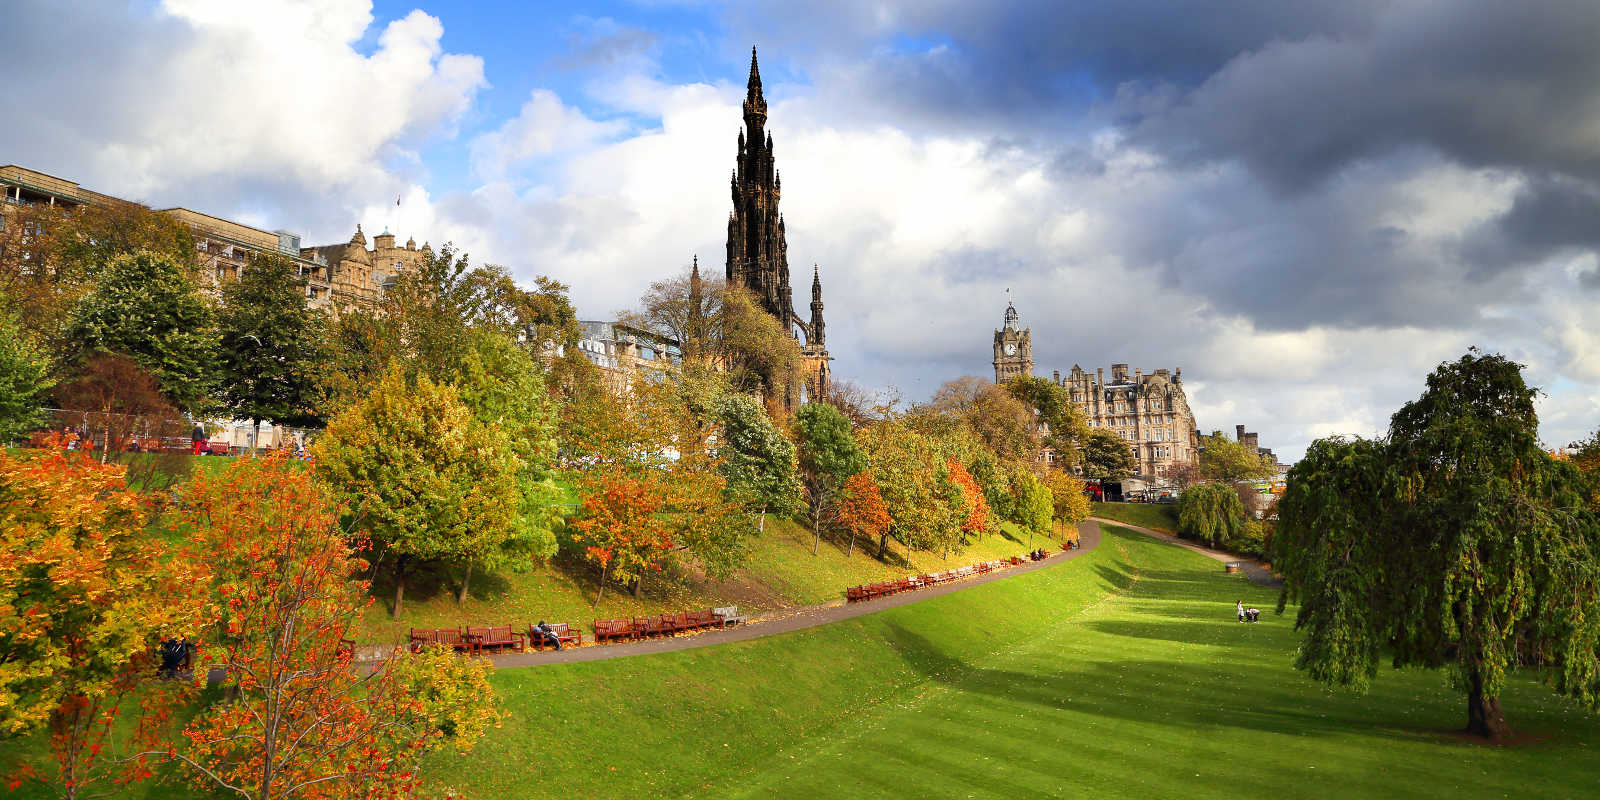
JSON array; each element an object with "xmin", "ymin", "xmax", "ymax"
[
  {"xmin": 985, "ymin": 301, "xmax": 1200, "ymax": 481},
  {"xmin": 300, "ymin": 224, "xmax": 431, "ymax": 309},
  {"xmin": 1231, "ymin": 424, "xmax": 1282, "ymax": 469},
  {"xmin": 1, "ymin": 164, "xmax": 421, "ymax": 311},
  {"xmin": 571, "ymin": 321, "xmax": 683, "ymax": 395},
  {"xmin": 724, "ymin": 47, "xmax": 829, "ymax": 406},
  {"xmin": 1059, "ymin": 363, "xmax": 1200, "ymax": 480},
  {"xmin": 992, "ymin": 302, "xmax": 1034, "ymax": 383}
]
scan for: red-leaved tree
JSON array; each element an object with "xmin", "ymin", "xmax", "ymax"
[
  {"xmin": 0, "ymin": 444, "xmax": 202, "ymax": 799},
  {"xmin": 163, "ymin": 454, "xmax": 470, "ymax": 799},
  {"xmin": 836, "ymin": 471, "xmax": 891, "ymax": 558},
  {"xmin": 569, "ymin": 468, "xmax": 675, "ymax": 607},
  {"xmin": 945, "ymin": 458, "xmax": 990, "ymax": 536}
]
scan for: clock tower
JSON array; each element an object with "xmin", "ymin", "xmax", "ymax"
[{"xmin": 992, "ymin": 302, "xmax": 1034, "ymax": 383}]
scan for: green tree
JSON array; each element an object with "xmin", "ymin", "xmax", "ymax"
[
  {"xmin": 716, "ymin": 393, "xmax": 801, "ymax": 533},
  {"xmin": 1081, "ymin": 428, "xmax": 1137, "ymax": 481},
  {"xmin": 1004, "ymin": 375, "xmax": 1088, "ymax": 458},
  {"xmin": 451, "ymin": 330, "xmax": 564, "ymax": 601},
  {"xmin": 1198, "ymin": 430, "xmax": 1274, "ymax": 484},
  {"xmin": 794, "ymin": 402, "xmax": 867, "ymax": 554},
  {"xmin": 311, "ymin": 368, "xmax": 519, "ymax": 618},
  {"xmin": 1012, "ymin": 468, "xmax": 1054, "ymax": 548},
  {"xmin": 0, "ymin": 304, "xmax": 53, "ymax": 444},
  {"xmin": 217, "ymin": 254, "xmax": 325, "ymax": 444},
  {"xmin": 64, "ymin": 250, "xmax": 219, "ymax": 414},
  {"xmin": 1176, "ymin": 482, "xmax": 1246, "ymax": 549},
  {"xmin": 1275, "ymin": 351, "xmax": 1600, "ymax": 741}
]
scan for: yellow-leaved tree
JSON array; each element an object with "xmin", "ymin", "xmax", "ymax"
[{"xmin": 312, "ymin": 368, "xmax": 519, "ymax": 618}]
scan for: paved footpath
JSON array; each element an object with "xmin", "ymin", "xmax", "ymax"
[
  {"xmin": 1090, "ymin": 516, "xmax": 1283, "ymax": 589},
  {"xmin": 490, "ymin": 519, "xmax": 1105, "ymax": 668}
]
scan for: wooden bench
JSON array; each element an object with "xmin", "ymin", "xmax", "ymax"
[
  {"xmin": 409, "ymin": 627, "xmax": 477, "ymax": 654},
  {"xmin": 643, "ymin": 615, "xmax": 674, "ymax": 637},
  {"xmin": 467, "ymin": 624, "xmax": 526, "ymax": 653},
  {"xmin": 593, "ymin": 618, "xmax": 637, "ymax": 643},
  {"xmin": 528, "ymin": 622, "xmax": 581, "ymax": 651}
]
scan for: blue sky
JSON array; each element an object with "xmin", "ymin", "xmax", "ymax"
[{"xmin": 6, "ymin": 1, "xmax": 1600, "ymax": 460}]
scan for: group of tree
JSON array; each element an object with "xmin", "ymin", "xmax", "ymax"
[
  {"xmin": 0, "ymin": 449, "xmax": 497, "ymax": 798},
  {"xmin": 1274, "ymin": 350, "xmax": 1600, "ymax": 742}
]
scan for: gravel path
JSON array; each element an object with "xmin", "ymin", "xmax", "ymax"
[
  {"xmin": 489, "ymin": 519, "xmax": 1105, "ymax": 668},
  {"xmin": 1090, "ymin": 516, "xmax": 1283, "ymax": 588}
]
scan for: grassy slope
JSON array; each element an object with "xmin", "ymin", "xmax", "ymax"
[
  {"xmin": 436, "ymin": 526, "xmax": 1600, "ymax": 800},
  {"xmin": 355, "ymin": 519, "xmax": 1048, "ymax": 645},
  {"xmin": 1090, "ymin": 501, "xmax": 1179, "ymax": 532}
]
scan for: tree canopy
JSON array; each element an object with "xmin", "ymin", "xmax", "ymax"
[
  {"xmin": 64, "ymin": 250, "xmax": 219, "ymax": 414},
  {"xmin": 0, "ymin": 304, "xmax": 53, "ymax": 444},
  {"xmin": 1081, "ymin": 428, "xmax": 1138, "ymax": 482},
  {"xmin": 1275, "ymin": 350, "xmax": 1600, "ymax": 741},
  {"xmin": 217, "ymin": 254, "xmax": 325, "ymax": 430},
  {"xmin": 312, "ymin": 368, "xmax": 519, "ymax": 618},
  {"xmin": 1198, "ymin": 430, "xmax": 1274, "ymax": 484}
]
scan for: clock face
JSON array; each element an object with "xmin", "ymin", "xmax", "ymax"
[{"xmin": 1004, "ymin": 343, "xmax": 1017, "ymax": 356}]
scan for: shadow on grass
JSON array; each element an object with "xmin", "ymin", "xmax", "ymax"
[{"xmin": 879, "ymin": 621, "xmax": 1437, "ymax": 745}]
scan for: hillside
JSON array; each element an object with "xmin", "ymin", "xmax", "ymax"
[
  {"xmin": 432, "ymin": 525, "xmax": 1600, "ymax": 799},
  {"xmin": 355, "ymin": 518, "xmax": 1061, "ymax": 645}
]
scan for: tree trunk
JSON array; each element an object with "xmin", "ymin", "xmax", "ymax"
[
  {"xmin": 846, "ymin": 531, "xmax": 855, "ymax": 558},
  {"xmin": 391, "ymin": 558, "xmax": 407, "ymax": 620},
  {"xmin": 457, "ymin": 562, "xmax": 472, "ymax": 605},
  {"xmin": 252, "ymin": 417, "xmax": 262, "ymax": 457},
  {"xmin": 759, "ymin": 506, "xmax": 767, "ymax": 533},
  {"xmin": 879, "ymin": 533, "xmax": 890, "ymax": 560},
  {"xmin": 593, "ymin": 563, "xmax": 610, "ymax": 610},
  {"xmin": 1466, "ymin": 671, "xmax": 1512, "ymax": 741},
  {"xmin": 632, "ymin": 574, "xmax": 644, "ymax": 598}
]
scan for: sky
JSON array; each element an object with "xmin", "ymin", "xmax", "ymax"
[{"xmin": 7, "ymin": 0, "xmax": 1600, "ymax": 461}]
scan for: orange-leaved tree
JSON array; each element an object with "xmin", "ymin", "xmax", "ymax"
[
  {"xmin": 836, "ymin": 471, "xmax": 891, "ymax": 558},
  {"xmin": 0, "ymin": 446, "xmax": 203, "ymax": 798},
  {"xmin": 569, "ymin": 468, "xmax": 674, "ymax": 608},
  {"xmin": 945, "ymin": 458, "xmax": 990, "ymax": 536},
  {"xmin": 165, "ymin": 453, "xmax": 493, "ymax": 799}
]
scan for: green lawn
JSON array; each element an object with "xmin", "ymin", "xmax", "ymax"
[
  {"xmin": 436, "ymin": 526, "xmax": 1600, "ymax": 799},
  {"xmin": 359, "ymin": 518, "xmax": 1046, "ymax": 645},
  {"xmin": 1091, "ymin": 501, "xmax": 1179, "ymax": 532}
]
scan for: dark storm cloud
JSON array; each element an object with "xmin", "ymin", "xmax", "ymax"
[
  {"xmin": 727, "ymin": 0, "xmax": 1380, "ymax": 130},
  {"xmin": 726, "ymin": 0, "xmax": 1600, "ymax": 332},
  {"xmin": 1131, "ymin": 1, "xmax": 1600, "ymax": 190}
]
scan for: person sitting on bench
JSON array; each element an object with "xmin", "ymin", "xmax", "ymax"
[
  {"xmin": 531, "ymin": 621, "xmax": 562, "ymax": 651},
  {"xmin": 158, "ymin": 637, "xmax": 190, "ymax": 678}
]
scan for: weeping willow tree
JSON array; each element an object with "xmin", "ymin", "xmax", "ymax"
[
  {"xmin": 1176, "ymin": 482, "xmax": 1246, "ymax": 549},
  {"xmin": 1276, "ymin": 350, "xmax": 1600, "ymax": 741}
]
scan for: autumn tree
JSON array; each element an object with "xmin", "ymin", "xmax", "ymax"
[
  {"xmin": 794, "ymin": 402, "xmax": 867, "ymax": 555},
  {"xmin": 0, "ymin": 448, "xmax": 200, "ymax": 797},
  {"xmin": 217, "ymin": 254, "xmax": 326, "ymax": 445},
  {"xmin": 1176, "ymin": 482, "xmax": 1246, "ymax": 549},
  {"xmin": 63, "ymin": 250, "xmax": 219, "ymax": 414},
  {"xmin": 836, "ymin": 472, "xmax": 891, "ymax": 558},
  {"xmin": 715, "ymin": 393, "xmax": 801, "ymax": 532},
  {"xmin": 1198, "ymin": 430, "xmax": 1274, "ymax": 484},
  {"xmin": 1080, "ymin": 428, "xmax": 1137, "ymax": 482},
  {"xmin": 169, "ymin": 454, "xmax": 496, "ymax": 798},
  {"xmin": 1004, "ymin": 375, "xmax": 1088, "ymax": 458},
  {"xmin": 312, "ymin": 369, "xmax": 519, "ymax": 618},
  {"xmin": 1, "ymin": 200, "xmax": 193, "ymax": 352},
  {"xmin": 1043, "ymin": 470, "xmax": 1091, "ymax": 541},
  {"xmin": 54, "ymin": 353, "xmax": 176, "ymax": 463},
  {"xmin": 929, "ymin": 376, "xmax": 1038, "ymax": 463},
  {"xmin": 619, "ymin": 263, "xmax": 723, "ymax": 362},
  {"xmin": 946, "ymin": 458, "xmax": 991, "ymax": 538},
  {"xmin": 1008, "ymin": 467, "xmax": 1053, "ymax": 548},
  {"xmin": 0, "ymin": 303, "xmax": 53, "ymax": 444},
  {"xmin": 472, "ymin": 266, "xmax": 582, "ymax": 351},
  {"xmin": 1275, "ymin": 351, "xmax": 1600, "ymax": 741}
]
